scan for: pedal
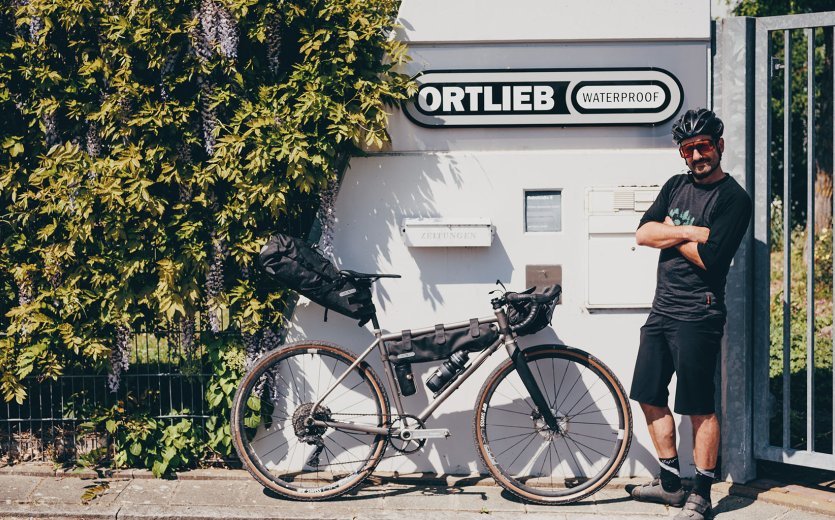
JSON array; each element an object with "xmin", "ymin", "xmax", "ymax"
[{"xmin": 408, "ymin": 429, "xmax": 450, "ymax": 439}]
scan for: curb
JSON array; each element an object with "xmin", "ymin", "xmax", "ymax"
[{"xmin": 3, "ymin": 464, "xmax": 834, "ymax": 518}]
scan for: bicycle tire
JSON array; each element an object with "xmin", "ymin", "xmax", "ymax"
[
  {"xmin": 474, "ymin": 345, "xmax": 632, "ymax": 505},
  {"xmin": 231, "ymin": 341, "xmax": 389, "ymax": 501}
]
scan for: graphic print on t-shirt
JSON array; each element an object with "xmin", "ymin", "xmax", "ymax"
[{"xmin": 668, "ymin": 207, "xmax": 695, "ymax": 226}]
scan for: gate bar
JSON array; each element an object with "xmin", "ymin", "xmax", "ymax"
[
  {"xmin": 782, "ymin": 29, "xmax": 792, "ymax": 451},
  {"xmin": 805, "ymin": 27, "xmax": 815, "ymax": 453},
  {"xmin": 752, "ymin": 17, "xmax": 773, "ymax": 461}
]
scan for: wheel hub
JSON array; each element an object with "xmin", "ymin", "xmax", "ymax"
[
  {"xmin": 532, "ymin": 409, "xmax": 569, "ymax": 440},
  {"xmin": 292, "ymin": 403, "xmax": 331, "ymax": 439}
]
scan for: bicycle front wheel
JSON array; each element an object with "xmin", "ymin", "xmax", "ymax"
[
  {"xmin": 231, "ymin": 341, "xmax": 389, "ymax": 501},
  {"xmin": 474, "ymin": 345, "xmax": 632, "ymax": 505}
]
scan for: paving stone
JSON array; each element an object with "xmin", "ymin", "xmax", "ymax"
[
  {"xmin": 170, "ymin": 480, "xmax": 250, "ymax": 506},
  {"xmin": 0, "ymin": 475, "xmax": 41, "ymax": 504},
  {"xmin": 380, "ymin": 486, "xmax": 458, "ymax": 510},
  {"xmin": 708, "ymin": 494, "xmax": 789, "ymax": 519},
  {"xmin": 115, "ymin": 504, "xmax": 327, "ymax": 520},
  {"xmin": 29, "ymin": 478, "xmax": 129, "ymax": 507},
  {"xmin": 0, "ymin": 504, "xmax": 119, "ymax": 520},
  {"xmin": 451, "ymin": 485, "xmax": 527, "ymax": 513},
  {"xmin": 525, "ymin": 494, "xmax": 598, "ymax": 514},
  {"xmin": 594, "ymin": 488, "xmax": 670, "ymax": 516},
  {"xmin": 117, "ymin": 479, "xmax": 179, "ymax": 505},
  {"xmin": 0, "ymin": 502, "xmax": 119, "ymax": 519},
  {"xmin": 778, "ymin": 509, "xmax": 835, "ymax": 520}
]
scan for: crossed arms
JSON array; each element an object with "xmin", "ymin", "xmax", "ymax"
[{"xmin": 636, "ymin": 218, "xmax": 709, "ymax": 270}]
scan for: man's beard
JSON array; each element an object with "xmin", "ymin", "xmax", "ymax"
[{"xmin": 690, "ymin": 159, "xmax": 719, "ymax": 180}]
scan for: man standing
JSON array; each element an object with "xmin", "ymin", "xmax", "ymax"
[{"xmin": 627, "ymin": 108, "xmax": 752, "ymax": 520}]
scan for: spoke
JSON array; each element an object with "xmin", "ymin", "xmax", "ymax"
[
  {"xmin": 563, "ymin": 369, "xmax": 602, "ymax": 416},
  {"xmin": 251, "ymin": 425, "xmax": 291, "ymax": 445},
  {"xmin": 506, "ymin": 430, "xmax": 542, "ymax": 470},
  {"xmin": 565, "ymin": 430, "xmax": 618, "ymax": 444},
  {"xmin": 534, "ymin": 360, "xmax": 552, "ymax": 405},
  {"xmin": 287, "ymin": 359, "xmax": 303, "ymax": 401},
  {"xmin": 563, "ymin": 433, "xmax": 612, "ymax": 459},
  {"xmin": 564, "ymin": 435, "xmax": 597, "ymax": 475},
  {"xmin": 488, "ymin": 423, "xmax": 538, "ymax": 430},
  {"xmin": 555, "ymin": 369, "xmax": 584, "ymax": 412},
  {"xmin": 489, "ymin": 406, "xmax": 532, "ymax": 417},
  {"xmin": 494, "ymin": 430, "xmax": 538, "ymax": 457},
  {"xmin": 561, "ymin": 435, "xmax": 584, "ymax": 477},
  {"xmin": 566, "ymin": 407, "xmax": 618, "ymax": 420},
  {"xmin": 491, "ymin": 431, "xmax": 541, "ymax": 443},
  {"xmin": 552, "ymin": 358, "xmax": 571, "ymax": 410},
  {"xmin": 537, "ymin": 437, "xmax": 552, "ymax": 478},
  {"xmin": 505, "ymin": 374, "xmax": 537, "ymax": 414}
]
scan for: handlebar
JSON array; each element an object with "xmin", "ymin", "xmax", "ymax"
[{"xmin": 504, "ymin": 284, "xmax": 562, "ymax": 304}]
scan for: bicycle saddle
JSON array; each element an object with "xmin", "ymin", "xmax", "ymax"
[{"xmin": 339, "ymin": 269, "xmax": 401, "ymax": 280}]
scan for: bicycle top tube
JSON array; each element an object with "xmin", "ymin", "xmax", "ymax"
[{"xmin": 378, "ymin": 315, "xmax": 500, "ymax": 342}]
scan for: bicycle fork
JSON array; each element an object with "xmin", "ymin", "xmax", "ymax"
[{"xmin": 496, "ymin": 313, "xmax": 561, "ymax": 433}]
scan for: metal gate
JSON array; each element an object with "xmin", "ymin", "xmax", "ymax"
[{"xmin": 751, "ymin": 12, "xmax": 835, "ymax": 472}]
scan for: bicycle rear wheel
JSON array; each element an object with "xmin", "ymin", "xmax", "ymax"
[
  {"xmin": 231, "ymin": 341, "xmax": 389, "ymax": 500},
  {"xmin": 474, "ymin": 345, "xmax": 632, "ymax": 505}
]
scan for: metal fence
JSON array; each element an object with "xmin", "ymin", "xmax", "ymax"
[
  {"xmin": 0, "ymin": 323, "xmax": 236, "ymax": 465},
  {"xmin": 753, "ymin": 11, "xmax": 835, "ymax": 471}
]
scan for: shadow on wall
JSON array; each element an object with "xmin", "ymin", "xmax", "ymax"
[{"xmin": 332, "ymin": 153, "xmax": 512, "ymax": 313}]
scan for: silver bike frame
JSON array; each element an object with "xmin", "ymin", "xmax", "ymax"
[{"xmin": 309, "ymin": 310, "xmax": 517, "ymax": 436}]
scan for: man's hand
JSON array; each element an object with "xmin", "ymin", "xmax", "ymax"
[
  {"xmin": 665, "ymin": 217, "xmax": 708, "ymax": 270},
  {"xmin": 636, "ymin": 218, "xmax": 710, "ymax": 250},
  {"xmin": 664, "ymin": 216, "xmax": 710, "ymax": 244}
]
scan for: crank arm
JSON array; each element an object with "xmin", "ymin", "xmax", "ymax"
[{"xmin": 398, "ymin": 428, "xmax": 451, "ymax": 440}]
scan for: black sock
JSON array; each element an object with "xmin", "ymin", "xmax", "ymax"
[
  {"xmin": 694, "ymin": 466, "xmax": 715, "ymax": 500},
  {"xmin": 658, "ymin": 456, "xmax": 681, "ymax": 492}
]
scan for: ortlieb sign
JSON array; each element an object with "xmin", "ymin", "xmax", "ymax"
[{"xmin": 403, "ymin": 68, "xmax": 684, "ymax": 128}]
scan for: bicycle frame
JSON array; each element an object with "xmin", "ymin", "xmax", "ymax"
[{"xmin": 308, "ymin": 305, "xmax": 556, "ymax": 436}]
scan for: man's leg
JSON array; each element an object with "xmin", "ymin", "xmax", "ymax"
[
  {"xmin": 691, "ymin": 413, "xmax": 719, "ymax": 469},
  {"xmin": 690, "ymin": 413, "xmax": 719, "ymax": 507},
  {"xmin": 670, "ymin": 316, "xmax": 725, "ymax": 519},
  {"xmin": 627, "ymin": 313, "xmax": 685, "ymax": 505},
  {"xmin": 641, "ymin": 403, "xmax": 677, "ymax": 458}
]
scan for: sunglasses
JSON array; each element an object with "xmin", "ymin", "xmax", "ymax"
[{"xmin": 679, "ymin": 139, "xmax": 717, "ymax": 159}]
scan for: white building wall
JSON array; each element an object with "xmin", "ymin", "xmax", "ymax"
[{"xmin": 286, "ymin": 0, "xmax": 711, "ymax": 477}]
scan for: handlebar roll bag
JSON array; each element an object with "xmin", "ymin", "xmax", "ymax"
[{"xmin": 506, "ymin": 285, "xmax": 560, "ymax": 336}]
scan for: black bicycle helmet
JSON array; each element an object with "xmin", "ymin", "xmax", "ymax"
[{"xmin": 671, "ymin": 108, "xmax": 724, "ymax": 144}]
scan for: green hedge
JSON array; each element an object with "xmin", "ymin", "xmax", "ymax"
[
  {"xmin": 0, "ymin": 0, "xmax": 414, "ymax": 403},
  {"xmin": 768, "ymin": 199, "xmax": 833, "ymax": 452}
]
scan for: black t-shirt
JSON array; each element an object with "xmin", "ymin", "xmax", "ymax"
[{"xmin": 638, "ymin": 173, "xmax": 752, "ymax": 321}]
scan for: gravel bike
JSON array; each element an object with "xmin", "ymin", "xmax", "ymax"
[{"xmin": 231, "ymin": 272, "xmax": 632, "ymax": 505}]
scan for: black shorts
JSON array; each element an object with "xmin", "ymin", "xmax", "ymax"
[{"xmin": 629, "ymin": 311, "xmax": 725, "ymax": 415}]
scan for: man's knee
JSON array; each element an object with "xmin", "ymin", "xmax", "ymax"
[
  {"xmin": 689, "ymin": 413, "xmax": 718, "ymax": 429},
  {"xmin": 639, "ymin": 402, "xmax": 672, "ymax": 419}
]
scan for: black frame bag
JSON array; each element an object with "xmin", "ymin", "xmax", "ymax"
[
  {"xmin": 386, "ymin": 320, "xmax": 500, "ymax": 396},
  {"xmin": 258, "ymin": 233, "xmax": 375, "ymax": 323}
]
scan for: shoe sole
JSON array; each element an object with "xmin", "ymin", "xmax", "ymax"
[{"xmin": 626, "ymin": 485, "xmax": 686, "ymax": 508}]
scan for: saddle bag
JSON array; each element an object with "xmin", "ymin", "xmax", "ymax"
[{"xmin": 258, "ymin": 233, "xmax": 375, "ymax": 323}]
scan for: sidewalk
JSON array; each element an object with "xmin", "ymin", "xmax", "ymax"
[{"xmin": 1, "ymin": 466, "xmax": 833, "ymax": 520}]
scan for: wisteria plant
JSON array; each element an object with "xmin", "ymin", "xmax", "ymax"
[{"xmin": 0, "ymin": 0, "xmax": 414, "ymax": 412}]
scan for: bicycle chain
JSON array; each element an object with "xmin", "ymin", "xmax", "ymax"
[{"xmin": 311, "ymin": 411, "xmax": 426, "ymax": 461}]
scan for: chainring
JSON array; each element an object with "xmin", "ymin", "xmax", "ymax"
[{"xmin": 388, "ymin": 414, "xmax": 427, "ymax": 454}]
